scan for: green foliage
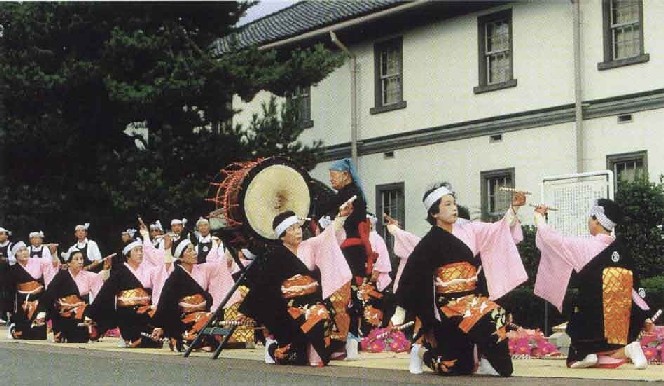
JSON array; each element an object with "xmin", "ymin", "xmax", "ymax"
[
  {"xmin": 615, "ymin": 177, "xmax": 664, "ymax": 278},
  {"xmin": 641, "ymin": 276, "xmax": 664, "ymax": 314},
  {"xmin": 516, "ymin": 225, "xmax": 540, "ymax": 286},
  {"xmin": 0, "ymin": 2, "xmax": 344, "ymax": 248},
  {"xmin": 238, "ymin": 96, "xmax": 322, "ymax": 171}
]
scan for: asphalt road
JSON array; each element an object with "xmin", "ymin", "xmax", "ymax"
[{"xmin": 0, "ymin": 341, "xmax": 652, "ymax": 386}]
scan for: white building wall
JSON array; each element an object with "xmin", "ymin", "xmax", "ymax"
[
  {"xmin": 581, "ymin": 0, "xmax": 664, "ymax": 99},
  {"xmin": 235, "ymin": 1, "xmax": 664, "ymax": 235}
]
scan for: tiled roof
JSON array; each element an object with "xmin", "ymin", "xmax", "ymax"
[{"xmin": 216, "ymin": 0, "xmax": 405, "ymax": 53}]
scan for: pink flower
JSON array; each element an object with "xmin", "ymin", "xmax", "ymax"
[
  {"xmin": 514, "ymin": 341, "xmax": 531, "ymax": 355},
  {"xmin": 643, "ymin": 346, "xmax": 658, "ymax": 361},
  {"xmin": 367, "ymin": 339, "xmax": 385, "ymax": 353}
]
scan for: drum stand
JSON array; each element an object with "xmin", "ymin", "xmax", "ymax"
[{"xmin": 183, "ymin": 247, "xmax": 261, "ymax": 359}]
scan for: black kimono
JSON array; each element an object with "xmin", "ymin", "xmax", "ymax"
[
  {"xmin": 87, "ymin": 263, "xmax": 163, "ymax": 348},
  {"xmin": 8, "ymin": 262, "xmax": 48, "ymax": 340},
  {"xmin": 37, "ymin": 269, "xmax": 101, "ymax": 343},
  {"xmin": 152, "ymin": 265, "xmax": 214, "ymax": 351},
  {"xmin": 396, "ymin": 226, "xmax": 514, "ymax": 376},
  {"xmin": 566, "ymin": 239, "xmax": 647, "ymax": 365},
  {"xmin": 240, "ymin": 244, "xmax": 333, "ymax": 365}
]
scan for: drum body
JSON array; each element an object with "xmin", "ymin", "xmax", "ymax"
[{"xmin": 209, "ymin": 157, "xmax": 311, "ymax": 241}]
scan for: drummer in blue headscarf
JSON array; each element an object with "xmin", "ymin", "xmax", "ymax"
[{"xmin": 325, "ymin": 158, "xmax": 382, "ymax": 358}]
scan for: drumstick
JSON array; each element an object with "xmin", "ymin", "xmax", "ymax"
[
  {"xmin": 498, "ymin": 187, "xmax": 532, "ymax": 195},
  {"xmin": 141, "ymin": 332, "xmax": 167, "ymax": 343},
  {"xmin": 529, "ymin": 203, "xmax": 559, "ymax": 211},
  {"xmin": 373, "ymin": 321, "xmax": 415, "ymax": 341},
  {"xmin": 340, "ymin": 195, "xmax": 357, "ymax": 211}
]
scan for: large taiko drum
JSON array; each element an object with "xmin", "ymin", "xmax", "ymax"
[{"xmin": 208, "ymin": 157, "xmax": 311, "ymax": 240}]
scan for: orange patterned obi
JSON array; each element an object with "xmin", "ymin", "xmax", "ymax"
[
  {"xmin": 178, "ymin": 294, "xmax": 207, "ymax": 313},
  {"xmin": 58, "ymin": 295, "xmax": 87, "ymax": 319},
  {"xmin": 281, "ymin": 274, "xmax": 319, "ymax": 299},
  {"xmin": 435, "ymin": 262, "xmax": 478, "ymax": 294},
  {"xmin": 116, "ymin": 288, "xmax": 151, "ymax": 307},
  {"xmin": 18, "ymin": 280, "xmax": 44, "ymax": 295},
  {"xmin": 602, "ymin": 267, "xmax": 633, "ymax": 345}
]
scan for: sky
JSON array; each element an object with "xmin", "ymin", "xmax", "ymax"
[{"xmin": 238, "ymin": 0, "xmax": 298, "ymax": 26}]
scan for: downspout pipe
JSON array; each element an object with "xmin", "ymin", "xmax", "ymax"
[
  {"xmin": 330, "ymin": 31, "xmax": 359, "ymax": 168},
  {"xmin": 573, "ymin": 0, "xmax": 583, "ymax": 173}
]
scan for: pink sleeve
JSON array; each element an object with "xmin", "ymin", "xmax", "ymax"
[
  {"xmin": 41, "ymin": 259, "xmax": 59, "ymax": 287},
  {"xmin": 142, "ymin": 238, "xmax": 164, "ymax": 267},
  {"xmin": 149, "ymin": 265, "xmax": 173, "ymax": 306},
  {"xmin": 206, "ymin": 263, "xmax": 241, "ymax": 311},
  {"xmin": 370, "ymin": 232, "xmax": 392, "ymax": 291},
  {"xmin": 299, "ymin": 224, "xmax": 352, "ymax": 299},
  {"xmin": 86, "ymin": 271, "xmax": 104, "ymax": 301},
  {"xmin": 391, "ymin": 228, "xmax": 421, "ymax": 259},
  {"xmin": 466, "ymin": 219, "xmax": 527, "ymax": 300},
  {"xmin": 534, "ymin": 223, "xmax": 605, "ymax": 311},
  {"xmin": 205, "ymin": 243, "xmax": 224, "ymax": 263}
]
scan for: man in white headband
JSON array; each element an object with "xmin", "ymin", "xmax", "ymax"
[
  {"xmin": 62, "ymin": 223, "xmax": 103, "ymax": 272},
  {"xmin": 240, "ymin": 209, "xmax": 352, "ymax": 366},
  {"xmin": 28, "ymin": 231, "xmax": 55, "ymax": 261},
  {"xmin": 391, "ymin": 181, "xmax": 527, "ymax": 377},
  {"xmin": 170, "ymin": 218, "xmax": 188, "ymax": 241},
  {"xmin": 533, "ymin": 198, "xmax": 649, "ymax": 370},
  {"xmin": 195, "ymin": 217, "xmax": 222, "ymax": 264}
]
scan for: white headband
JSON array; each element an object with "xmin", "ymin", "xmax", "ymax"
[
  {"xmin": 11, "ymin": 241, "xmax": 27, "ymax": 256},
  {"xmin": 150, "ymin": 220, "xmax": 163, "ymax": 231},
  {"xmin": 423, "ymin": 186, "xmax": 454, "ymax": 211},
  {"xmin": 122, "ymin": 240, "xmax": 143, "ymax": 256},
  {"xmin": 274, "ymin": 216, "xmax": 299, "ymax": 237},
  {"xmin": 174, "ymin": 239, "xmax": 192, "ymax": 259},
  {"xmin": 196, "ymin": 217, "xmax": 209, "ymax": 226},
  {"xmin": 0, "ymin": 227, "xmax": 10, "ymax": 236},
  {"xmin": 123, "ymin": 228, "xmax": 137, "ymax": 237},
  {"xmin": 29, "ymin": 231, "xmax": 44, "ymax": 239},
  {"xmin": 171, "ymin": 218, "xmax": 187, "ymax": 226},
  {"xmin": 75, "ymin": 223, "xmax": 90, "ymax": 231},
  {"xmin": 241, "ymin": 248, "xmax": 256, "ymax": 260},
  {"xmin": 589, "ymin": 205, "xmax": 616, "ymax": 231}
]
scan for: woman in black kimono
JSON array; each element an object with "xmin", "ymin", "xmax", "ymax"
[
  {"xmin": 87, "ymin": 239, "xmax": 168, "ymax": 348},
  {"xmin": 240, "ymin": 211, "xmax": 351, "ymax": 366},
  {"xmin": 8, "ymin": 243, "xmax": 59, "ymax": 340},
  {"xmin": 35, "ymin": 251, "xmax": 104, "ymax": 343}
]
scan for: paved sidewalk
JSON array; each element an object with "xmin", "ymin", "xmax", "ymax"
[{"xmin": 1, "ymin": 327, "xmax": 661, "ymax": 382}]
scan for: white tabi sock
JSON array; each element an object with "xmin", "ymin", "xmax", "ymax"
[
  {"xmin": 264, "ymin": 338, "xmax": 277, "ymax": 364},
  {"xmin": 475, "ymin": 357, "xmax": 500, "ymax": 376},
  {"xmin": 570, "ymin": 353, "xmax": 598, "ymax": 368},
  {"xmin": 625, "ymin": 341, "xmax": 648, "ymax": 369},
  {"xmin": 409, "ymin": 344, "xmax": 424, "ymax": 374},
  {"xmin": 345, "ymin": 338, "xmax": 359, "ymax": 360}
]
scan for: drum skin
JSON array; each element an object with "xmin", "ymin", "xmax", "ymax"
[{"xmin": 209, "ymin": 157, "xmax": 311, "ymax": 241}]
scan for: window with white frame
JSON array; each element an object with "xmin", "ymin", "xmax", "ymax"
[
  {"xmin": 607, "ymin": 150, "xmax": 648, "ymax": 190},
  {"xmin": 480, "ymin": 168, "xmax": 515, "ymax": 221}
]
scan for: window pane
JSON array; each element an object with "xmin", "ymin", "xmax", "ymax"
[
  {"xmin": 382, "ymin": 76, "xmax": 402, "ymax": 105},
  {"xmin": 612, "ymin": 0, "xmax": 639, "ymax": 25},
  {"xmin": 613, "ymin": 24, "xmax": 641, "ymax": 59},
  {"xmin": 486, "ymin": 20, "xmax": 509, "ymax": 53},
  {"xmin": 486, "ymin": 174, "xmax": 513, "ymax": 214},
  {"xmin": 488, "ymin": 52, "xmax": 510, "ymax": 84}
]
